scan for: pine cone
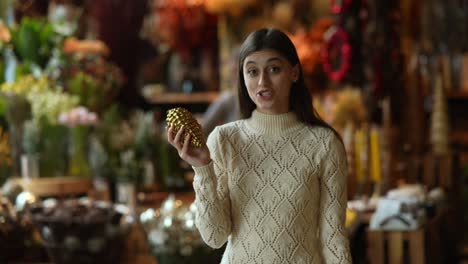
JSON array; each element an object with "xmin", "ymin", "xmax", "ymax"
[{"xmin": 166, "ymin": 107, "xmax": 204, "ymax": 148}]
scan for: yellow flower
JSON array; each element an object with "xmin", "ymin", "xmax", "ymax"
[{"xmin": 0, "ymin": 75, "xmax": 49, "ymax": 96}]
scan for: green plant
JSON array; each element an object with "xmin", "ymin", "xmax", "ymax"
[
  {"xmin": 11, "ymin": 17, "xmax": 63, "ymax": 69},
  {"xmin": 67, "ymin": 72, "xmax": 101, "ymax": 111}
]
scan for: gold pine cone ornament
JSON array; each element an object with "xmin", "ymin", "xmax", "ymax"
[{"xmin": 166, "ymin": 107, "xmax": 204, "ymax": 148}]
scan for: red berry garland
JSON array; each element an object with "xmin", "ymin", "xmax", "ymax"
[{"xmin": 321, "ymin": 27, "xmax": 352, "ymax": 82}]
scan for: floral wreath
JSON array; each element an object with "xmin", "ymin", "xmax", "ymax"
[{"xmin": 321, "ymin": 27, "xmax": 352, "ymax": 82}]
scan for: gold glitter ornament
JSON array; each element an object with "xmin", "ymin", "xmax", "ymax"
[{"xmin": 166, "ymin": 107, "xmax": 204, "ymax": 148}]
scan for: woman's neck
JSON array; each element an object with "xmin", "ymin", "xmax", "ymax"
[{"xmin": 246, "ymin": 109, "xmax": 304, "ymax": 135}]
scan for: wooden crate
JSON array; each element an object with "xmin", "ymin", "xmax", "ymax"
[{"xmin": 366, "ymin": 209, "xmax": 445, "ymax": 264}]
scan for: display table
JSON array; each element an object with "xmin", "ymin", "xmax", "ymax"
[{"xmin": 6, "ymin": 176, "xmax": 94, "ymax": 198}]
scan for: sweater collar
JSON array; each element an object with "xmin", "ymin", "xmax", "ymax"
[{"xmin": 246, "ymin": 110, "xmax": 304, "ymax": 135}]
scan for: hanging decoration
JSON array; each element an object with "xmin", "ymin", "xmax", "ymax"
[
  {"xmin": 321, "ymin": 27, "xmax": 352, "ymax": 82},
  {"xmin": 330, "ymin": 0, "xmax": 353, "ymax": 14}
]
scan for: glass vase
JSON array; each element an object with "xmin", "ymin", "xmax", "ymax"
[
  {"xmin": 20, "ymin": 154, "xmax": 39, "ymax": 179},
  {"xmin": 40, "ymin": 124, "xmax": 67, "ymax": 177},
  {"xmin": 116, "ymin": 181, "xmax": 136, "ymax": 214},
  {"xmin": 68, "ymin": 126, "xmax": 91, "ymax": 177}
]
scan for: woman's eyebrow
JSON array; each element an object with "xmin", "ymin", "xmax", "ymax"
[
  {"xmin": 266, "ymin": 57, "xmax": 282, "ymax": 63},
  {"xmin": 245, "ymin": 57, "xmax": 282, "ymax": 66}
]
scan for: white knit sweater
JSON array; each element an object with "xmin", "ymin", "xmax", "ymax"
[{"xmin": 193, "ymin": 110, "xmax": 351, "ymax": 264}]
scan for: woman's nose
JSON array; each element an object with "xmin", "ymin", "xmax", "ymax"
[{"xmin": 258, "ymin": 70, "xmax": 270, "ymax": 86}]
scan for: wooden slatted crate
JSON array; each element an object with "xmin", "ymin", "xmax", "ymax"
[{"xmin": 366, "ymin": 209, "xmax": 445, "ymax": 264}]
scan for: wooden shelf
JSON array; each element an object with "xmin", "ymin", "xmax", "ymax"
[
  {"xmin": 142, "ymin": 91, "xmax": 220, "ymax": 104},
  {"xmin": 448, "ymin": 90, "xmax": 468, "ymax": 99},
  {"xmin": 452, "ymin": 130, "xmax": 468, "ymax": 146}
]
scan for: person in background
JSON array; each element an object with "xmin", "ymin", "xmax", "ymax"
[
  {"xmin": 167, "ymin": 28, "xmax": 351, "ymax": 263},
  {"xmin": 201, "ymin": 90, "xmax": 240, "ymax": 136},
  {"xmin": 201, "ymin": 47, "xmax": 241, "ymax": 136}
]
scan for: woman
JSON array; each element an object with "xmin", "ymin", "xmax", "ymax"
[{"xmin": 167, "ymin": 28, "xmax": 351, "ymax": 264}]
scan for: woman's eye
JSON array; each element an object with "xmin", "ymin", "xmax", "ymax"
[
  {"xmin": 270, "ymin": 66, "xmax": 280, "ymax": 73},
  {"xmin": 247, "ymin": 69, "xmax": 258, "ymax": 76}
]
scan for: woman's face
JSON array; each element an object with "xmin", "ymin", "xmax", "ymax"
[{"xmin": 243, "ymin": 49, "xmax": 299, "ymax": 115}]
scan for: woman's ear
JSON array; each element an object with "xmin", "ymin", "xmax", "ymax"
[{"xmin": 292, "ymin": 65, "xmax": 300, "ymax": 82}]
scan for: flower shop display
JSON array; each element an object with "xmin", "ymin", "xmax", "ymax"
[
  {"xmin": 0, "ymin": 12, "xmax": 125, "ymax": 180},
  {"xmin": 140, "ymin": 194, "xmax": 223, "ymax": 264},
  {"xmin": 28, "ymin": 198, "xmax": 133, "ymax": 264},
  {"xmin": 0, "ymin": 75, "xmax": 76, "ymax": 176},
  {"xmin": 0, "ymin": 31, "xmax": 123, "ymax": 180}
]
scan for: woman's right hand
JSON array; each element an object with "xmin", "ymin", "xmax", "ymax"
[{"xmin": 166, "ymin": 126, "xmax": 211, "ymax": 167}]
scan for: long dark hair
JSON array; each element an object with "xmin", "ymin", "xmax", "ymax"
[{"xmin": 237, "ymin": 28, "xmax": 339, "ymax": 135}]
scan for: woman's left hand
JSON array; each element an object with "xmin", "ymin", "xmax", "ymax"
[{"xmin": 166, "ymin": 126, "xmax": 211, "ymax": 167}]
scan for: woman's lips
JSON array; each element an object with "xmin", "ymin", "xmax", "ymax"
[{"xmin": 257, "ymin": 90, "xmax": 272, "ymax": 99}]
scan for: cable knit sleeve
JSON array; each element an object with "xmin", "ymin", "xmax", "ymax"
[
  {"xmin": 192, "ymin": 127, "xmax": 231, "ymax": 249},
  {"xmin": 318, "ymin": 131, "xmax": 352, "ymax": 263}
]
